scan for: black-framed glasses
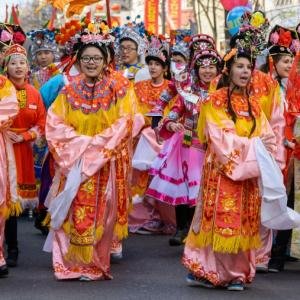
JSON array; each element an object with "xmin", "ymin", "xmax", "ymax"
[
  {"xmin": 120, "ymin": 46, "xmax": 137, "ymax": 53},
  {"xmin": 80, "ymin": 55, "xmax": 104, "ymax": 64}
]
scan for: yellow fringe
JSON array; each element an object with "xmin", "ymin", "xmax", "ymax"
[
  {"xmin": 186, "ymin": 230, "xmax": 261, "ymax": 254},
  {"xmin": 41, "ymin": 212, "xmax": 51, "ymax": 227},
  {"xmin": 9, "ymin": 201, "xmax": 23, "ymax": 217},
  {"xmin": 64, "ymin": 244, "xmax": 94, "ymax": 265},
  {"xmin": 62, "ymin": 221, "xmax": 71, "ymax": 234},
  {"xmin": 95, "ymin": 225, "xmax": 104, "ymax": 241},
  {"xmin": 0, "ymin": 205, "xmax": 10, "ymax": 219},
  {"xmin": 114, "ymin": 222, "xmax": 128, "ymax": 240}
]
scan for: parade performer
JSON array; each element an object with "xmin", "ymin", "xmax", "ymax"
[
  {"xmin": 210, "ymin": 16, "xmax": 286, "ymax": 272},
  {"xmin": 26, "ymin": 29, "xmax": 61, "ymax": 188},
  {"xmin": 0, "ymin": 75, "xmax": 18, "ymax": 277},
  {"xmin": 183, "ymin": 47, "xmax": 280, "ymax": 291},
  {"xmin": 129, "ymin": 36, "xmax": 176, "ymax": 235},
  {"xmin": 264, "ymin": 25, "xmax": 300, "ymax": 272},
  {"xmin": 147, "ymin": 46, "xmax": 221, "ymax": 246},
  {"xmin": 27, "ymin": 28, "xmax": 61, "ymax": 89},
  {"xmin": 44, "ymin": 32, "xmax": 144, "ymax": 280},
  {"xmin": 114, "ymin": 21, "xmax": 150, "ymax": 82},
  {"xmin": 3, "ymin": 44, "xmax": 46, "ymax": 267}
]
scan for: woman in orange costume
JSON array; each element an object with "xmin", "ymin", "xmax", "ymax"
[
  {"xmin": 0, "ymin": 75, "xmax": 18, "ymax": 277},
  {"xmin": 3, "ymin": 44, "xmax": 46, "ymax": 267}
]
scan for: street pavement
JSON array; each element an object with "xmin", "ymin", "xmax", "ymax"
[{"xmin": 0, "ymin": 217, "xmax": 299, "ymax": 300}]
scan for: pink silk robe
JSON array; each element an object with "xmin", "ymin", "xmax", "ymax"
[{"xmin": 0, "ymin": 76, "xmax": 18, "ymax": 267}]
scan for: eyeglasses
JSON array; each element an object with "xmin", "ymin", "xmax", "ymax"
[
  {"xmin": 120, "ymin": 46, "xmax": 137, "ymax": 53},
  {"xmin": 80, "ymin": 55, "xmax": 104, "ymax": 64}
]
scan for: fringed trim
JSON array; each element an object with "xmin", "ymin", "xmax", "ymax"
[
  {"xmin": 9, "ymin": 201, "xmax": 23, "ymax": 217},
  {"xmin": 41, "ymin": 212, "xmax": 51, "ymax": 228},
  {"xmin": 186, "ymin": 230, "xmax": 261, "ymax": 254},
  {"xmin": 64, "ymin": 244, "xmax": 94, "ymax": 265},
  {"xmin": 114, "ymin": 222, "xmax": 128, "ymax": 240},
  {"xmin": 62, "ymin": 221, "xmax": 71, "ymax": 234},
  {"xmin": 95, "ymin": 225, "xmax": 104, "ymax": 242},
  {"xmin": 0, "ymin": 205, "xmax": 9, "ymax": 219}
]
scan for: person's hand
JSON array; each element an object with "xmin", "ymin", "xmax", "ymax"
[
  {"xmin": 167, "ymin": 122, "xmax": 184, "ymax": 132},
  {"xmin": 260, "ymin": 133, "xmax": 276, "ymax": 153},
  {"xmin": 0, "ymin": 119, "xmax": 13, "ymax": 131},
  {"xmin": 6, "ymin": 131, "xmax": 24, "ymax": 143}
]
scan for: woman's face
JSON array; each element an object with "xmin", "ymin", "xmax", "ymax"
[
  {"xmin": 198, "ymin": 64, "xmax": 218, "ymax": 84},
  {"xmin": 36, "ymin": 50, "xmax": 55, "ymax": 67},
  {"xmin": 148, "ymin": 60, "xmax": 165, "ymax": 81},
  {"xmin": 275, "ymin": 55, "xmax": 293, "ymax": 79},
  {"xmin": 230, "ymin": 57, "xmax": 252, "ymax": 88},
  {"xmin": 7, "ymin": 55, "xmax": 28, "ymax": 81},
  {"xmin": 79, "ymin": 46, "xmax": 106, "ymax": 80}
]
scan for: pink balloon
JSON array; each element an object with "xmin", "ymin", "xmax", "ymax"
[{"xmin": 220, "ymin": 0, "xmax": 248, "ymax": 11}]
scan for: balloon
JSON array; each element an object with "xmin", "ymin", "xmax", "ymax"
[
  {"xmin": 220, "ymin": 0, "xmax": 248, "ymax": 11},
  {"xmin": 226, "ymin": 6, "xmax": 251, "ymax": 36}
]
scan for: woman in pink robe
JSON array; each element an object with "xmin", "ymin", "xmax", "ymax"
[
  {"xmin": 45, "ymin": 34, "xmax": 144, "ymax": 281},
  {"xmin": 0, "ymin": 75, "xmax": 18, "ymax": 277},
  {"xmin": 183, "ymin": 49, "xmax": 279, "ymax": 291}
]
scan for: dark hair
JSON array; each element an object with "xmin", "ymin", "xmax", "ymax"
[
  {"xmin": 260, "ymin": 53, "xmax": 291, "ymax": 86},
  {"xmin": 217, "ymin": 52, "xmax": 256, "ymax": 137},
  {"xmin": 146, "ymin": 50, "xmax": 171, "ymax": 79},
  {"xmin": 171, "ymin": 52, "xmax": 187, "ymax": 62},
  {"xmin": 77, "ymin": 43, "xmax": 108, "ymax": 65},
  {"xmin": 120, "ymin": 37, "xmax": 138, "ymax": 49}
]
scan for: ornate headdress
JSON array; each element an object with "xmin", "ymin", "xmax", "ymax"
[
  {"xmin": 268, "ymin": 25, "xmax": 299, "ymax": 56},
  {"xmin": 145, "ymin": 36, "xmax": 168, "ymax": 65},
  {"xmin": 170, "ymin": 29, "xmax": 191, "ymax": 61},
  {"xmin": 4, "ymin": 43, "xmax": 27, "ymax": 59},
  {"xmin": 189, "ymin": 34, "xmax": 216, "ymax": 53},
  {"xmin": 27, "ymin": 28, "xmax": 60, "ymax": 61},
  {"xmin": 192, "ymin": 49, "xmax": 222, "ymax": 69},
  {"xmin": 0, "ymin": 23, "xmax": 26, "ymax": 47},
  {"xmin": 113, "ymin": 20, "xmax": 148, "ymax": 56}
]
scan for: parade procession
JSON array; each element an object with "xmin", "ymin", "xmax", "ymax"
[{"xmin": 0, "ymin": 0, "xmax": 300, "ymax": 298}]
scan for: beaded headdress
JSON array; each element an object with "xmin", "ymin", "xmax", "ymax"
[
  {"xmin": 4, "ymin": 43, "xmax": 27, "ymax": 59},
  {"xmin": 27, "ymin": 28, "xmax": 60, "ymax": 61},
  {"xmin": 189, "ymin": 34, "xmax": 216, "ymax": 53},
  {"xmin": 229, "ymin": 11, "xmax": 270, "ymax": 63},
  {"xmin": 145, "ymin": 36, "xmax": 168, "ymax": 64},
  {"xmin": 170, "ymin": 30, "xmax": 191, "ymax": 61},
  {"xmin": 113, "ymin": 19, "xmax": 148, "ymax": 56},
  {"xmin": 192, "ymin": 49, "xmax": 221, "ymax": 68}
]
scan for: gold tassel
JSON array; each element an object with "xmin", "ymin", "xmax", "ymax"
[
  {"xmin": 64, "ymin": 244, "xmax": 94, "ymax": 265},
  {"xmin": 9, "ymin": 201, "xmax": 23, "ymax": 217},
  {"xmin": 62, "ymin": 221, "xmax": 71, "ymax": 234},
  {"xmin": 114, "ymin": 222, "xmax": 128, "ymax": 240},
  {"xmin": 0, "ymin": 205, "xmax": 10, "ymax": 219},
  {"xmin": 41, "ymin": 212, "xmax": 51, "ymax": 227},
  {"xmin": 95, "ymin": 225, "xmax": 104, "ymax": 242}
]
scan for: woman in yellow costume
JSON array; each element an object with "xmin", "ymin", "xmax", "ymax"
[
  {"xmin": 183, "ymin": 48, "xmax": 280, "ymax": 291},
  {"xmin": 45, "ymin": 32, "xmax": 144, "ymax": 280}
]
